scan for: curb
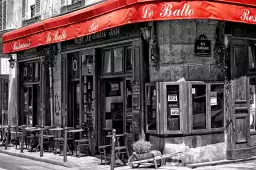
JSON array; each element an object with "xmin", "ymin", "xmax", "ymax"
[
  {"xmin": 0, "ymin": 149, "xmax": 80, "ymax": 168},
  {"xmin": 187, "ymin": 156, "xmax": 256, "ymax": 169}
]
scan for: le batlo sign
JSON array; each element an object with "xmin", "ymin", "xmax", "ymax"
[{"xmin": 3, "ymin": 0, "xmax": 256, "ymax": 53}]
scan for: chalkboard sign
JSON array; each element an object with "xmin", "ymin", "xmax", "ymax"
[{"xmin": 132, "ymin": 82, "xmax": 140, "ymax": 111}]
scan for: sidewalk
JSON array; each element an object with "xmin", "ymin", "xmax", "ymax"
[
  {"xmin": 0, "ymin": 145, "xmax": 191, "ymax": 170},
  {"xmin": 1, "ymin": 145, "xmax": 256, "ymax": 170}
]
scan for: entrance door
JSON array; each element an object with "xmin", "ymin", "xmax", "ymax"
[
  {"xmin": 68, "ymin": 81, "xmax": 80, "ymax": 128},
  {"xmin": 228, "ymin": 38, "xmax": 251, "ymax": 159},
  {"xmin": 23, "ymin": 85, "xmax": 39, "ymax": 126},
  {"xmin": 100, "ymin": 77, "xmax": 133, "ymax": 144}
]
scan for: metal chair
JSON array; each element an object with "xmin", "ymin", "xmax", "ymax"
[{"xmin": 99, "ymin": 133, "xmax": 130, "ymax": 165}]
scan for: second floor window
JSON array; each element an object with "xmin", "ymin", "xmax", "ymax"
[
  {"xmin": 22, "ymin": 0, "xmax": 40, "ymax": 20},
  {"xmin": 0, "ymin": 0, "xmax": 7, "ymax": 30}
]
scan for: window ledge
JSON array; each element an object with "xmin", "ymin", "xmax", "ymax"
[{"xmin": 22, "ymin": 16, "xmax": 41, "ymax": 26}]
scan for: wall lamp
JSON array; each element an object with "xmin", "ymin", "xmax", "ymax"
[
  {"xmin": 8, "ymin": 56, "xmax": 15, "ymax": 69},
  {"xmin": 140, "ymin": 26, "xmax": 152, "ymax": 42}
]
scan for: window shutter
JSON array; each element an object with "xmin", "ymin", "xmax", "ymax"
[
  {"xmin": 22, "ymin": 0, "xmax": 26, "ymax": 20},
  {"xmin": 35, "ymin": 0, "xmax": 40, "ymax": 16},
  {"xmin": 3, "ymin": 0, "xmax": 6, "ymax": 29},
  {"xmin": 0, "ymin": 0, "xmax": 2, "ymax": 30},
  {"xmin": 61, "ymin": 0, "xmax": 67, "ymax": 6}
]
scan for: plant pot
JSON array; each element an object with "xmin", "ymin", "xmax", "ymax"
[{"xmin": 135, "ymin": 152, "xmax": 154, "ymax": 160}]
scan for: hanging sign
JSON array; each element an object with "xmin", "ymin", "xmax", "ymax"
[{"xmin": 195, "ymin": 34, "xmax": 211, "ymax": 56}]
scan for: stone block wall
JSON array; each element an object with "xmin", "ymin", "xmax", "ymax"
[
  {"xmin": 150, "ymin": 20, "xmax": 223, "ymax": 82},
  {"xmin": 149, "ymin": 133, "xmax": 226, "ymax": 164}
]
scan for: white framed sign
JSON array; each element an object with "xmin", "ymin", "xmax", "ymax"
[
  {"xmin": 170, "ymin": 108, "xmax": 179, "ymax": 115},
  {"xmin": 168, "ymin": 94, "xmax": 177, "ymax": 102}
]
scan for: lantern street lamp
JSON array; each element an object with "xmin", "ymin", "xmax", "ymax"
[
  {"xmin": 8, "ymin": 56, "xmax": 15, "ymax": 69},
  {"xmin": 140, "ymin": 26, "xmax": 152, "ymax": 42}
]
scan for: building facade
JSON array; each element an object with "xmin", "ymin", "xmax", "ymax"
[{"xmin": 3, "ymin": 0, "xmax": 256, "ymax": 164}]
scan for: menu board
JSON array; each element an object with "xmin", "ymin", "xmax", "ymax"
[{"xmin": 132, "ymin": 82, "xmax": 140, "ymax": 111}]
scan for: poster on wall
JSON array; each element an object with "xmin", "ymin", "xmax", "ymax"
[
  {"xmin": 170, "ymin": 108, "xmax": 179, "ymax": 116},
  {"xmin": 168, "ymin": 94, "xmax": 177, "ymax": 102},
  {"xmin": 106, "ymin": 81, "xmax": 120, "ymax": 96},
  {"xmin": 210, "ymin": 92, "xmax": 217, "ymax": 106}
]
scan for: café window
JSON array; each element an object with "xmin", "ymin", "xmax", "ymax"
[
  {"xmin": 145, "ymin": 81, "xmax": 224, "ymax": 135},
  {"xmin": 191, "ymin": 84, "xmax": 207, "ymax": 130},
  {"xmin": 68, "ymin": 52, "xmax": 79, "ymax": 78},
  {"xmin": 22, "ymin": 62, "xmax": 40, "ymax": 82},
  {"xmin": 145, "ymin": 83, "xmax": 157, "ymax": 133},
  {"xmin": 102, "ymin": 45, "xmax": 132, "ymax": 74},
  {"xmin": 189, "ymin": 82, "xmax": 224, "ymax": 133},
  {"xmin": 210, "ymin": 84, "xmax": 224, "ymax": 129},
  {"xmin": 145, "ymin": 82, "xmax": 186, "ymax": 134}
]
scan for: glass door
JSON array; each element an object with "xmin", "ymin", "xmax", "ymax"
[
  {"xmin": 103, "ymin": 78, "xmax": 124, "ymax": 134},
  {"xmin": 69, "ymin": 81, "xmax": 80, "ymax": 128},
  {"xmin": 23, "ymin": 85, "xmax": 39, "ymax": 126}
]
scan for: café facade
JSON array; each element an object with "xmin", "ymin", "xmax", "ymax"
[{"xmin": 3, "ymin": 0, "xmax": 256, "ymax": 163}]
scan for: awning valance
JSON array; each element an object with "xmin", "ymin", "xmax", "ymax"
[{"xmin": 3, "ymin": 0, "xmax": 256, "ymax": 53}]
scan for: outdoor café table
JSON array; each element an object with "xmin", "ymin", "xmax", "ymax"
[{"xmin": 67, "ymin": 129, "xmax": 84, "ymax": 156}]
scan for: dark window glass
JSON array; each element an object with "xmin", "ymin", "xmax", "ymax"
[
  {"xmin": 146, "ymin": 85, "xmax": 157, "ymax": 131},
  {"xmin": 166, "ymin": 85, "xmax": 180, "ymax": 130},
  {"xmin": 102, "ymin": 50, "xmax": 111, "ymax": 73},
  {"xmin": 210, "ymin": 84, "xmax": 224, "ymax": 128},
  {"xmin": 125, "ymin": 46, "xmax": 132, "ymax": 71},
  {"xmin": 192, "ymin": 85, "xmax": 206, "ymax": 130},
  {"xmin": 30, "ymin": 4, "xmax": 35, "ymax": 18},
  {"xmin": 113, "ymin": 47, "xmax": 123, "ymax": 72}
]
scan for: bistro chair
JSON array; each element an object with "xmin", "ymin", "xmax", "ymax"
[
  {"xmin": 99, "ymin": 133, "xmax": 130, "ymax": 165},
  {"xmin": 53, "ymin": 128, "xmax": 74, "ymax": 155},
  {"xmin": 73, "ymin": 123, "xmax": 92, "ymax": 157}
]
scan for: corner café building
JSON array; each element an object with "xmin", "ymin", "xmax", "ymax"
[{"xmin": 3, "ymin": 0, "xmax": 256, "ymax": 163}]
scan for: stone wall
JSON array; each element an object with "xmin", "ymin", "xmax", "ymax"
[
  {"xmin": 149, "ymin": 133, "xmax": 226, "ymax": 164},
  {"xmin": 150, "ymin": 20, "xmax": 223, "ymax": 82}
]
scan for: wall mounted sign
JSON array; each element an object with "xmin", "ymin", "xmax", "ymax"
[
  {"xmin": 132, "ymin": 82, "xmax": 140, "ymax": 111},
  {"xmin": 195, "ymin": 34, "xmax": 211, "ymax": 56},
  {"xmin": 106, "ymin": 81, "xmax": 120, "ymax": 96}
]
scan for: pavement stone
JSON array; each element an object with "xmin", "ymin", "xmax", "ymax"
[{"xmin": 1, "ymin": 145, "xmax": 256, "ymax": 170}]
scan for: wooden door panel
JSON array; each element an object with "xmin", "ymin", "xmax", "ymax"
[
  {"xmin": 229, "ymin": 38, "xmax": 251, "ymax": 159},
  {"xmin": 234, "ymin": 77, "xmax": 247, "ymax": 102}
]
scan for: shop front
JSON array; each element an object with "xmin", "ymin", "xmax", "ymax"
[
  {"xmin": 16, "ymin": 48, "xmax": 52, "ymax": 126},
  {"xmin": 60, "ymin": 23, "xmax": 148, "ymax": 146},
  {"xmin": 3, "ymin": 0, "xmax": 256, "ymax": 164}
]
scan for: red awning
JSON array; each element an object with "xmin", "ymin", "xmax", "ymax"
[{"xmin": 3, "ymin": 0, "xmax": 256, "ymax": 53}]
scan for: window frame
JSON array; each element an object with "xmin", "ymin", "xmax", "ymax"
[
  {"xmin": 188, "ymin": 81, "xmax": 225, "ymax": 134},
  {"xmin": 101, "ymin": 45, "xmax": 132, "ymax": 75},
  {"xmin": 145, "ymin": 82, "xmax": 159, "ymax": 134}
]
